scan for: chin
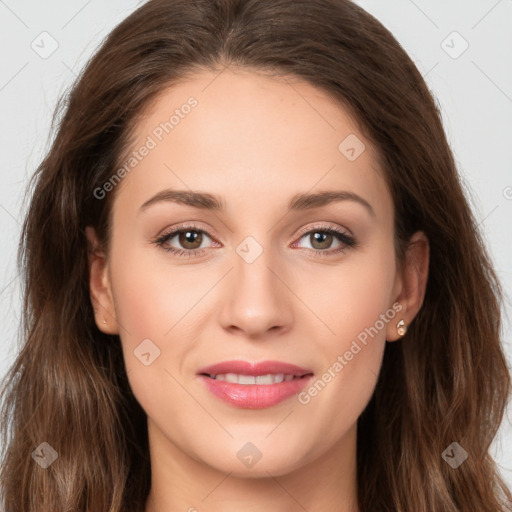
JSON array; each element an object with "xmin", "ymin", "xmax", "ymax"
[{"xmin": 199, "ymin": 441, "xmax": 310, "ymax": 478}]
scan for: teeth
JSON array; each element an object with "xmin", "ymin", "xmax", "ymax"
[
  {"xmin": 211, "ymin": 373, "xmax": 295, "ymax": 385},
  {"xmin": 239, "ymin": 374, "xmax": 256, "ymax": 385},
  {"xmin": 257, "ymin": 374, "xmax": 278, "ymax": 384}
]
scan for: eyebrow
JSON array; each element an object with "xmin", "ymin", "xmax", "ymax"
[{"xmin": 138, "ymin": 189, "xmax": 375, "ymax": 217}]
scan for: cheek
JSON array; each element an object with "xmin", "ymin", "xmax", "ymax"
[
  {"xmin": 294, "ymin": 239, "xmax": 396, "ymax": 426},
  {"xmin": 108, "ymin": 251, "xmax": 196, "ymax": 419},
  {"xmin": 298, "ymin": 234, "xmax": 397, "ymax": 345},
  {"xmin": 109, "ymin": 246, "xmax": 205, "ymax": 342}
]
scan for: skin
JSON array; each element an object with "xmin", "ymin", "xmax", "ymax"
[{"xmin": 86, "ymin": 66, "xmax": 429, "ymax": 512}]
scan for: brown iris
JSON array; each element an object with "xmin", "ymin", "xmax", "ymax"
[
  {"xmin": 179, "ymin": 230, "xmax": 203, "ymax": 249},
  {"xmin": 310, "ymin": 231, "xmax": 333, "ymax": 250}
]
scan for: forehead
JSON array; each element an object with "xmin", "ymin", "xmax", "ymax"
[{"xmin": 112, "ymin": 67, "xmax": 392, "ymax": 222}]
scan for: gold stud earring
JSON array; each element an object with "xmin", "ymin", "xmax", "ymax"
[{"xmin": 396, "ymin": 319, "xmax": 407, "ymax": 336}]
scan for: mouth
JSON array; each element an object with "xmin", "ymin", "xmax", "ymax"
[{"xmin": 197, "ymin": 360, "xmax": 314, "ymax": 409}]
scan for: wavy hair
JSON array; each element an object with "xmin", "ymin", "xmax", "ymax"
[{"xmin": 1, "ymin": 0, "xmax": 511, "ymax": 510}]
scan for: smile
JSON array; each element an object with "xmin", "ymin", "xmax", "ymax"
[{"xmin": 197, "ymin": 360, "xmax": 314, "ymax": 409}]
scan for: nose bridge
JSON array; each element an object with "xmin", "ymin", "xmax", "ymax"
[
  {"xmin": 236, "ymin": 235, "xmax": 276, "ymax": 295},
  {"xmin": 219, "ymin": 233, "xmax": 292, "ymax": 335}
]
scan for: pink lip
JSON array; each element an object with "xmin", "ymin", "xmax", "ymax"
[{"xmin": 197, "ymin": 360, "xmax": 314, "ymax": 409}]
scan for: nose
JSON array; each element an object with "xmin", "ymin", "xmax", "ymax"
[{"xmin": 218, "ymin": 243, "xmax": 294, "ymax": 339}]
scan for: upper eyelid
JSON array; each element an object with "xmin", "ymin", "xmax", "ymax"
[
  {"xmin": 295, "ymin": 222, "xmax": 352, "ymax": 238},
  {"xmin": 156, "ymin": 223, "xmax": 214, "ymax": 242}
]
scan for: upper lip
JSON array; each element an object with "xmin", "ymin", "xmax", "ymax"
[{"xmin": 197, "ymin": 360, "xmax": 313, "ymax": 378}]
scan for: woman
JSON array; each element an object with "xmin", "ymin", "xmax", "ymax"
[{"xmin": 1, "ymin": 0, "xmax": 511, "ymax": 510}]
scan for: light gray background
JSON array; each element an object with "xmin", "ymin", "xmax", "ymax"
[{"xmin": 1, "ymin": 0, "xmax": 511, "ymax": 491}]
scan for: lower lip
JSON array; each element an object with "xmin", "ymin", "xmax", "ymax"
[{"xmin": 199, "ymin": 375, "xmax": 313, "ymax": 409}]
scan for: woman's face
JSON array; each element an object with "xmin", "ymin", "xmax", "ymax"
[{"xmin": 88, "ymin": 67, "xmax": 426, "ymax": 478}]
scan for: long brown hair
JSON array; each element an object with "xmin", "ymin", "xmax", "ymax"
[{"xmin": 1, "ymin": 0, "xmax": 511, "ymax": 510}]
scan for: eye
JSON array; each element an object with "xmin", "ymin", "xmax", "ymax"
[
  {"xmin": 154, "ymin": 224, "xmax": 217, "ymax": 258},
  {"xmin": 292, "ymin": 225, "xmax": 357, "ymax": 257}
]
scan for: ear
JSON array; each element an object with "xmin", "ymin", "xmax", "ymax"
[
  {"xmin": 85, "ymin": 226, "xmax": 119, "ymax": 335},
  {"xmin": 386, "ymin": 230, "xmax": 429, "ymax": 342}
]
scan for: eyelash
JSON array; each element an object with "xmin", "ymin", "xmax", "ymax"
[{"xmin": 153, "ymin": 223, "xmax": 357, "ymax": 258}]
